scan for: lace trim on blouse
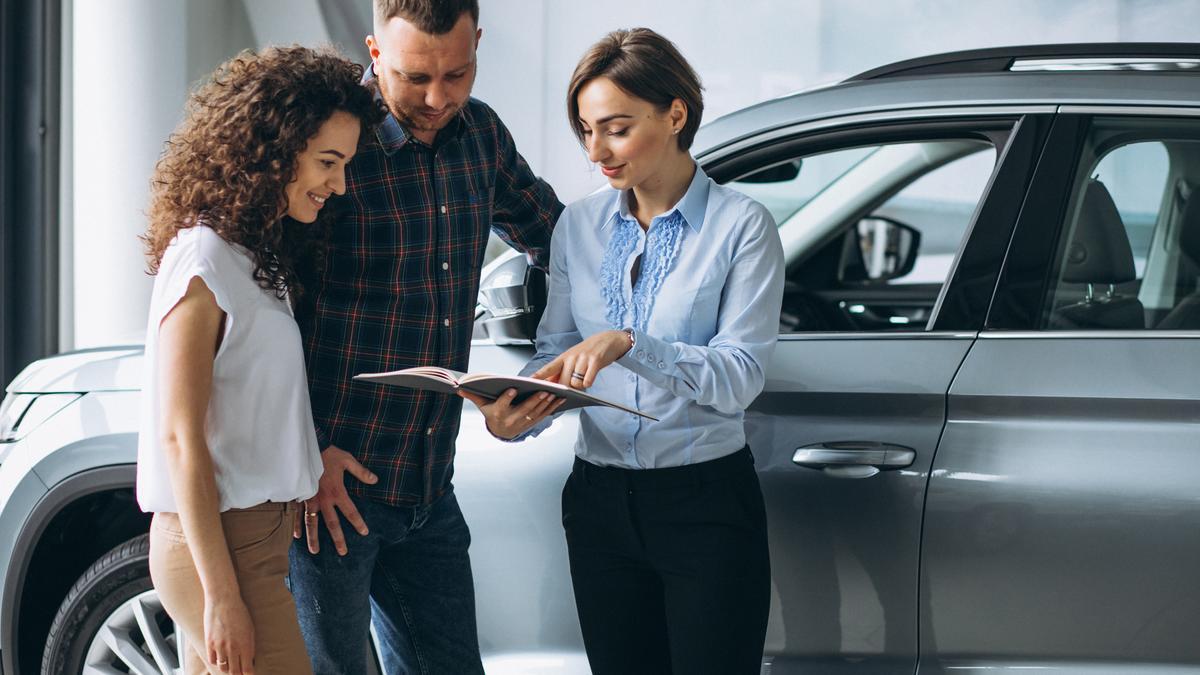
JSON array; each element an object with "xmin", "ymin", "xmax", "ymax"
[{"xmin": 600, "ymin": 211, "xmax": 686, "ymax": 331}]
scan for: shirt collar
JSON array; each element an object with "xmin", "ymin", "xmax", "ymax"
[
  {"xmin": 365, "ymin": 63, "xmax": 467, "ymax": 155},
  {"xmin": 603, "ymin": 163, "xmax": 710, "ymax": 233}
]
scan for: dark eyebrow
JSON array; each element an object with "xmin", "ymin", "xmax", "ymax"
[
  {"xmin": 585, "ymin": 114, "xmax": 634, "ymax": 126},
  {"xmin": 318, "ymin": 149, "xmax": 347, "ymax": 159},
  {"xmin": 396, "ymin": 61, "xmax": 472, "ymax": 80}
]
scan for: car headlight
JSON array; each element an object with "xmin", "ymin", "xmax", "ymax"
[{"xmin": 0, "ymin": 392, "xmax": 82, "ymax": 443}]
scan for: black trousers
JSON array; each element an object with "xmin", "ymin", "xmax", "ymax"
[{"xmin": 561, "ymin": 447, "xmax": 771, "ymax": 675}]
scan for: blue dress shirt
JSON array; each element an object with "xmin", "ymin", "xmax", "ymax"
[{"xmin": 518, "ymin": 164, "xmax": 785, "ymax": 468}]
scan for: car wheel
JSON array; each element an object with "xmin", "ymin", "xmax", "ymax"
[{"xmin": 41, "ymin": 533, "xmax": 182, "ymax": 674}]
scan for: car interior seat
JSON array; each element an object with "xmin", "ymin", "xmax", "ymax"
[
  {"xmin": 1050, "ymin": 178, "xmax": 1145, "ymax": 330},
  {"xmin": 1155, "ymin": 194, "xmax": 1200, "ymax": 329}
]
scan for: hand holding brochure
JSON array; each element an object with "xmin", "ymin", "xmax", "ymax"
[{"xmin": 353, "ymin": 367, "xmax": 659, "ymax": 421}]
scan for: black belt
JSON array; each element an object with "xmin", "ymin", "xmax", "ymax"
[{"xmin": 572, "ymin": 446, "xmax": 753, "ymax": 491}]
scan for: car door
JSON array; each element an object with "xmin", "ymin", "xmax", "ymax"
[
  {"xmin": 920, "ymin": 109, "xmax": 1200, "ymax": 672},
  {"xmin": 701, "ymin": 109, "xmax": 1054, "ymax": 673}
]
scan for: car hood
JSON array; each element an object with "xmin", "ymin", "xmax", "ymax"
[{"xmin": 7, "ymin": 345, "xmax": 145, "ymax": 394}]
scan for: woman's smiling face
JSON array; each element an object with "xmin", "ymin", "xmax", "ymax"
[
  {"xmin": 576, "ymin": 76, "xmax": 684, "ymax": 192},
  {"xmin": 284, "ymin": 110, "xmax": 361, "ymax": 223}
]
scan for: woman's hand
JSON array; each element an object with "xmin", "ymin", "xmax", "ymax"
[
  {"xmin": 533, "ymin": 330, "xmax": 632, "ymax": 389},
  {"xmin": 459, "ymin": 389, "xmax": 566, "ymax": 440},
  {"xmin": 204, "ymin": 592, "xmax": 256, "ymax": 674}
]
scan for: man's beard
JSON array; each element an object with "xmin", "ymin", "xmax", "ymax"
[{"xmin": 386, "ymin": 95, "xmax": 463, "ymax": 135}]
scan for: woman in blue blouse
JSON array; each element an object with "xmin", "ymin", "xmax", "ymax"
[{"xmin": 460, "ymin": 27, "xmax": 784, "ymax": 675}]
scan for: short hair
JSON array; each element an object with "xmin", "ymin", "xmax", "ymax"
[
  {"xmin": 567, "ymin": 28, "xmax": 704, "ymax": 152},
  {"xmin": 373, "ymin": 0, "xmax": 478, "ymax": 34}
]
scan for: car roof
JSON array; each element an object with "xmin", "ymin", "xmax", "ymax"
[{"xmin": 695, "ymin": 44, "xmax": 1200, "ymax": 159}]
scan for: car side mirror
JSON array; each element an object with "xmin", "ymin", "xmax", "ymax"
[
  {"xmin": 476, "ymin": 252, "xmax": 546, "ymax": 345},
  {"xmin": 838, "ymin": 216, "xmax": 921, "ymax": 284}
]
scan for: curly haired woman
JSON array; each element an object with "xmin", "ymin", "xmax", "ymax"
[{"xmin": 136, "ymin": 45, "xmax": 384, "ymax": 675}]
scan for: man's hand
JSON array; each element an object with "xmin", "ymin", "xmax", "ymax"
[
  {"xmin": 459, "ymin": 389, "xmax": 566, "ymax": 440},
  {"xmin": 300, "ymin": 445, "xmax": 378, "ymax": 556},
  {"xmin": 533, "ymin": 330, "xmax": 632, "ymax": 389}
]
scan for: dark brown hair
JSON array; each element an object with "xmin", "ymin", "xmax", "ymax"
[
  {"xmin": 143, "ymin": 45, "xmax": 386, "ymax": 298},
  {"xmin": 567, "ymin": 28, "xmax": 704, "ymax": 151},
  {"xmin": 373, "ymin": 0, "xmax": 478, "ymax": 33}
]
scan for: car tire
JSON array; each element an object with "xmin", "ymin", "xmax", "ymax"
[{"xmin": 41, "ymin": 533, "xmax": 180, "ymax": 674}]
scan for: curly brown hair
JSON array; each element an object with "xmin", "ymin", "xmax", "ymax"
[{"xmin": 143, "ymin": 45, "xmax": 386, "ymax": 297}]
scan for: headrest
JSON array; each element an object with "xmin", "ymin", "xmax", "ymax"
[
  {"xmin": 1180, "ymin": 193, "xmax": 1200, "ymax": 263},
  {"xmin": 1061, "ymin": 179, "xmax": 1136, "ymax": 285}
]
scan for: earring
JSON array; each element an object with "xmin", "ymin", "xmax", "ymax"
[{"xmin": 672, "ymin": 128, "xmax": 681, "ymax": 135}]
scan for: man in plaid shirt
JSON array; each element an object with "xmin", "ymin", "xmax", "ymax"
[{"xmin": 288, "ymin": 1, "xmax": 562, "ymax": 673}]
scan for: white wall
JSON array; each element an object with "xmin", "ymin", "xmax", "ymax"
[
  {"xmin": 63, "ymin": 0, "xmax": 1200, "ymax": 349},
  {"xmin": 71, "ymin": 0, "xmax": 190, "ymax": 348}
]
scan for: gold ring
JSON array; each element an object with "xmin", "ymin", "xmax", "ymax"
[
  {"xmin": 304, "ymin": 512, "xmax": 318, "ymax": 519},
  {"xmin": 217, "ymin": 658, "xmax": 228, "ymax": 666},
  {"xmin": 524, "ymin": 415, "xmax": 533, "ymax": 421}
]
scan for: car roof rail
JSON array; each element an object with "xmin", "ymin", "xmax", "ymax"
[{"xmin": 847, "ymin": 43, "xmax": 1200, "ymax": 81}]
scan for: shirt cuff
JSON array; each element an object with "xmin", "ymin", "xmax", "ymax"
[{"xmin": 616, "ymin": 329, "xmax": 677, "ymax": 381}]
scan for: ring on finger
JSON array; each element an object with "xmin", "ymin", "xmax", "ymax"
[
  {"xmin": 217, "ymin": 658, "xmax": 228, "ymax": 666},
  {"xmin": 571, "ymin": 371, "xmax": 585, "ymax": 380},
  {"xmin": 524, "ymin": 415, "xmax": 533, "ymax": 421}
]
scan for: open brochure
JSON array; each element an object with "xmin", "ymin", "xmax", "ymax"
[{"xmin": 353, "ymin": 367, "xmax": 658, "ymax": 421}]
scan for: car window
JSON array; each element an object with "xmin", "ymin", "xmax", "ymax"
[
  {"xmin": 729, "ymin": 136, "xmax": 1001, "ymax": 333},
  {"xmin": 1092, "ymin": 141, "xmax": 1169, "ymax": 279},
  {"xmin": 872, "ymin": 147, "xmax": 997, "ymax": 285},
  {"xmin": 732, "ymin": 147, "xmax": 876, "ymax": 226},
  {"xmin": 1041, "ymin": 117, "xmax": 1200, "ymax": 331}
]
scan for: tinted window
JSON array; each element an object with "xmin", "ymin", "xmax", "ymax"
[{"xmin": 1041, "ymin": 117, "xmax": 1200, "ymax": 330}]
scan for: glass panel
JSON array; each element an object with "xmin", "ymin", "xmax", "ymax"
[
  {"xmin": 730, "ymin": 138, "xmax": 999, "ymax": 333},
  {"xmin": 1042, "ymin": 117, "xmax": 1200, "ymax": 330},
  {"xmin": 872, "ymin": 147, "xmax": 997, "ymax": 285},
  {"xmin": 731, "ymin": 147, "xmax": 876, "ymax": 226}
]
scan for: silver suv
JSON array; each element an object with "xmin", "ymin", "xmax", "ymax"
[{"xmin": 3, "ymin": 43, "xmax": 1200, "ymax": 675}]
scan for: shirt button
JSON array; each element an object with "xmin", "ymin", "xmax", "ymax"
[
  {"xmin": 443, "ymin": 318, "xmax": 451, "ymax": 327},
  {"xmin": 657, "ymin": 361, "xmax": 665, "ymax": 369},
  {"xmin": 440, "ymin": 205, "xmax": 447, "ymax": 214},
  {"xmin": 426, "ymin": 427, "xmax": 433, "ymax": 435},
  {"xmin": 635, "ymin": 350, "xmax": 645, "ymax": 359},
  {"xmin": 442, "ymin": 262, "xmax": 449, "ymax": 270}
]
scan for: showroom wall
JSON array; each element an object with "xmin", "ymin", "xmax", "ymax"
[{"xmin": 63, "ymin": 0, "xmax": 1200, "ymax": 350}]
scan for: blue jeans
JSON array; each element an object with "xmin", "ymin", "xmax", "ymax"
[{"xmin": 288, "ymin": 489, "xmax": 483, "ymax": 675}]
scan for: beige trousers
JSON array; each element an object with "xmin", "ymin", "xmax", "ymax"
[{"xmin": 149, "ymin": 501, "xmax": 312, "ymax": 675}]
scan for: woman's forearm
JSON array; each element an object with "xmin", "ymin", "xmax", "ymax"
[{"xmin": 163, "ymin": 432, "xmax": 240, "ymax": 602}]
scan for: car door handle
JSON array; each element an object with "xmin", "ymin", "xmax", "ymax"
[{"xmin": 792, "ymin": 442, "xmax": 916, "ymax": 478}]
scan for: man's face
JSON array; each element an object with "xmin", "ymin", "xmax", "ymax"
[{"xmin": 366, "ymin": 12, "xmax": 481, "ymax": 144}]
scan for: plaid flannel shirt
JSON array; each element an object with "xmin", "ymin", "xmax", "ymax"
[{"xmin": 296, "ymin": 92, "xmax": 562, "ymax": 507}]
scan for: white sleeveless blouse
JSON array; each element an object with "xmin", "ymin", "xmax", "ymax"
[{"xmin": 136, "ymin": 225, "xmax": 322, "ymax": 512}]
